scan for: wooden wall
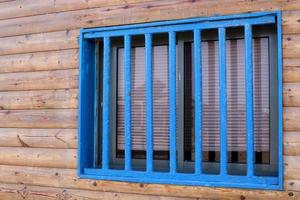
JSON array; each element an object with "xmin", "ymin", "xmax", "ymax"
[{"xmin": 0, "ymin": 0, "xmax": 299, "ymax": 199}]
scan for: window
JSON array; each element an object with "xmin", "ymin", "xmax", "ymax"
[{"xmin": 79, "ymin": 11, "xmax": 283, "ymax": 190}]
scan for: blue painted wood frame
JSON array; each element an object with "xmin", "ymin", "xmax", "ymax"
[
  {"xmin": 277, "ymin": 11, "xmax": 283, "ymax": 191},
  {"xmin": 169, "ymin": 31, "xmax": 177, "ymax": 174},
  {"xmin": 194, "ymin": 29, "xmax": 202, "ymax": 175},
  {"xmin": 218, "ymin": 27, "xmax": 228, "ymax": 176},
  {"xmin": 78, "ymin": 11, "xmax": 283, "ymax": 190},
  {"xmin": 78, "ymin": 32, "xmax": 96, "ymax": 173},
  {"xmin": 102, "ymin": 37, "xmax": 111, "ymax": 170},
  {"xmin": 245, "ymin": 24, "xmax": 254, "ymax": 177},
  {"xmin": 145, "ymin": 33, "xmax": 154, "ymax": 173},
  {"xmin": 124, "ymin": 35, "xmax": 132, "ymax": 171}
]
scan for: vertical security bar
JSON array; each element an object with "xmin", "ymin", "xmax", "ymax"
[
  {"xmin": 218, "ymin": 27, "xmax": 228, "ymax": 176},
  {"xmin": 145, "ymin": 33, "xmax": 153, "ymax": 172},
  {"xmin": 277, "ymin": 11, "xmax": 283, "ymax": 190},
  {"xmin": 245, "ymin": 24, "xmax": 254, "ymax": 177},
  {"xmin": 102, "ymin": 37, "xmax": 111, "ymax": 170},
  {"xmin": 124, "ymin": 35, "xmax": 132, "ymax": 171},
  {"xmin": 169, "ymin": 31, "xmax": 177, "ymax": 174},
  {"xmin": 194, "ymin": 29, "xmax": 202, "ymax": 174}
]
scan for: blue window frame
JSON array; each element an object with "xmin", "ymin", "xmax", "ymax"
[{"xmin": 78, "ymin": 11, "xmax": 282, "ymax": 190}]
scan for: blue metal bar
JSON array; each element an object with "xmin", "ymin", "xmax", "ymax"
[
  {"xmin": 102, "ymin": 37, "xmax": 111, "ymax": 170},
  {"xmin": 124, "ymin": 35, "xmax": 132, "ymax": 171},
  {"xmin": 145, "ymin": 33, "xmax": 153, "ymax": 172},
  {"xmin": 245, "ymin": 24, "xmax": 254, "ymax": 177},
  {"xmin": 277, "ymin": 11, "xmax": 283, "ymax": 190},
  {"xmin": 84, "ymin": 16, "xmax": 275, "ymax": 38},
  {"xmin": 194, "ymin": 29, "xmax": 202, "ymax": 174},
  {"xmin": 78, "ymin": 31, "xmax": 96, "ymax": 174},
  {"xmin": 169, "ymin": 31, "xmax": 177, "ymax": 174},
  {"xmin": 83, "ymin": 168, "xmax": 279, "ymax": 190},
  {"xmin": 218, "ymin": 27, "xmax": 227, "ymax": 176}
]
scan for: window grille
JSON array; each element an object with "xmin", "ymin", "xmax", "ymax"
[{"xmin": 78, "ymin": 11, "xmax": 282, "ymax": 190}]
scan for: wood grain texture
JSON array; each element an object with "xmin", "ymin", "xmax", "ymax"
[
  {"xmin": 284, "ymin": 132, "xmax": 300, "ymax": 156},
  {"xmin": 0, "ymin": 109, "xmax": 77, "ymax": 128},
  {"xmin": 285, "ymin": 155, "xmax": 300, "ymax": 179},
  {"xmin": 0, "ymin": 165, "xmax": 296, "ymax": 200},
  {"xmin": 0, "ymin": 49, "xmax": 78, "ymax": 73},
  {"xmin": 0, "ymin": 147, "xmax": 77, "ymax": 168},
  {"xmin": 283, "ymin": 10, "xmax": 300, "ymax": 34},
  {"xmin": 284, "ymin": 107, "xmax": 300, "ymax": 131},
  {"xmin": 0, "ymin": 69, "xmax": 78, "ymax": 91},
  {"xmin": 0, "ymin": 1, "xmax": 297, "ymax": 38},
  {"xmin": 0, "ymin": 183, "xmax": 197, "ymax": 200},
  {"xmin": 2, "ymin": 0, "xmax": 299, "ymax": 22},
  {"xmin": 0, "ymin": 0, "xmax": 298, "ymax": 198},
  {"xmin": 0, "ymin": 128, "xmax": 77, "ymax": 148},
  {"xmin": 0, "ymin": 89, "xmax": 77, "ymax": 110},
  {"xmin": 284, "ymin": 58, "xmax": 300, "ymax": 83},
  {"xmin": 284, "ymin": 83, "xmax": 300, "ymax": 107},
  {"xmin": 283, "ymin": 34, "xmax": 300, "ymax": 59},
  {"xmin": 0, "ymin": 0, "xmax": 152, "ymax": 20},
  {"xmin": 0, "ymin": 30, "xmax": 78, "ymax": 56},
  {"xmin": 285, "ymin": 180, "xmax": 300, "ymax": 192}
]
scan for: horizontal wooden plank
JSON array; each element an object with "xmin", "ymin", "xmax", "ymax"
[
  {"xmin": 0, "ymin": 69, "xmax": 78, "ymax": 91},
  {"xmin": 0, "ymin": 165, "xmax": 296, "ymax": 199},
  {"xmin": 284, "ymin": 132, "xmax": 300, "ymax": 156},
  {"xmin": 0, "ymin": 6, "xmax": 296, "ymax": 57},
  {"xmin": 284, "ymin": 83, "xmax": 300, "ymax": 107},
  {"xmin": 284, "ymin": 107, "xmax": 300, "ymax": 132},
  {"xmin": 0, "ymin": 183, "xmax": 196, "ymax": 200},
  {"xmin": 0, "ymin": 30, "xmax": 78, "ymax": 56},
  {"xmin": 0, "ymin": 1, "xmax": 298, "ymax": 38},
  {"xmin": 283, "ymin": 34, "xmax": 300, "ymax": 59},
  {"xmin": 2, "ymin": 0, "xmax": 299, "ymax": 23},
  {"xmin": 0, "ymin": 89, "xmax": 77, "ymax": 110},
  {"xmin": 284, "ymin": 58, "xmax": 300, "ymax": 68},
  {"xmin": 0, "ymin": 109, "xmax": 77, "ymax": 128},
  {"xmin": 284, "ymin": 59, "xmax": 300, "ymax": 83},
  {"xmin": 0, "ymin": 49, "xmax": 78, "ymax": 73},
  {"xmin": 283, "ymin": 10, "xmax": 300, "ymax": 34},
  {"xmin": 285, "ymin": 132, "xmax": 300, "ymax": 144},
  {"xmin": 0, "ymin": 128, "xmax": 77, "ymax": 148},
  {"xmin": 285, "ymin": 155, "xmax": 300, "ymax": 180},
  {"xmin": 285, "ymin": 179, "xmax": 300, "ymax": 192},
  {"xmin": 285, "ymin": 142, "xmax": 300, "ymax": 156},
  {"xmin": 0, "ymin": 147, "xmax": 77, "ymax": 168},
  {"xmin": 0, "ymin": 0, "xmax": 151, "ymax": 21}
]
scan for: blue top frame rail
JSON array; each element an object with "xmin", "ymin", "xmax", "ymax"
[
  {"xmin": 84, "ymin": 15, "xmax": 275, "ymax": 38},
  {"xmin": 78, "ymin": 11, "xmax": 282, "ymax": 191}
]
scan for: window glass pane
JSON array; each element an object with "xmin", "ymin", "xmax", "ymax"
[
  {"xmin": 185, "ymin": 37, "xmax": 270, "ymax": 165},
  {"xmin": 202, "ymin": 40, "xmax": 221, "ymax": 162},
  {"xmin": 116, "ymin": 45, "xmax": 170, "ymax": 160},
  {"xmin": 226, "ymin": 39, "xmax": 246, "ymax": 163},
  {"xmin": 253, "ymin": 38, "xmax": 270, "ymax": 164}
]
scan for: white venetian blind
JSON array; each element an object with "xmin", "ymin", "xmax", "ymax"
[
  {"xmin": 116, "ymin": 37, "xmax": 270, "ymax": 155},
  {"xmin": 201, "ymin": 38, "xmax": 269, "ymax": 152},
  {"xmin": 117, "ymin": 45, "xmax": 170, "ymax": 151}
]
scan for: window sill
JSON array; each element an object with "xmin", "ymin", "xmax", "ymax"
[{"xmin": 79, "ymin": 168, "xmax": 281, "ymax": 190}]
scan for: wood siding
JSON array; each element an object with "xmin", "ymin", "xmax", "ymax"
[{"xmin": 0, "ymin": 0, "xmax": 299, "ymax": 199}]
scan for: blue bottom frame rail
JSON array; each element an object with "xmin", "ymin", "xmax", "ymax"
[{"xmin": 81, "ymin": 168, "xmax": 279, "ymax": 190}]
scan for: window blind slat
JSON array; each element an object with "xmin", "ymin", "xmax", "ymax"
[
  {"xmin": 116, "ymin": 37, "xmax": 269, "ymax": 156},
  {"xmin": 117, "ymin": 45, "xmax": 170, "ymax": 152}
]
